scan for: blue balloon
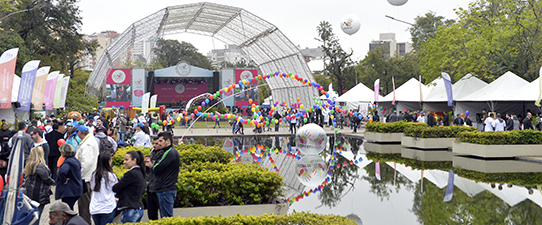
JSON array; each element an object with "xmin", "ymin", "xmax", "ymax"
[
  {"xmin": 326, "ymin": 93, "xmax": 329, "ymax": 98},
  {"xmin": 238, "ymin": 81, "xmax": 243, "ymax": 85},
  {"xmin": 205, "ymin": 99, "xmax": 209, "ymax": 104},
  {"xmin": 353, "ymin": 112, "xmax": 358, "ymax": 117},
  {"xmin": 210, "ymin": 113, "xmax": 214, "ymax": 117},
  {"xmin": 358, "ymin": 115, "xmax": 363, "ymax": 119}
]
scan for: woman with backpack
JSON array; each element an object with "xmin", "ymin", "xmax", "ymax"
[{"xmin": 90, "ymin": 152, "xmax": 118, "ymax": 225}]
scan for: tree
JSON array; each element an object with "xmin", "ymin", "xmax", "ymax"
[
  {"xmin": 316, "ymin": 21, "xmax": 352, "ymax": 94},
  {"xmin": 409, "ymin": 12, "xmax": 454, "ymax": 51},
  {"xmin": 60, "ymin": 69, "xmax": 99, "ymax": 113},
  {"xmin": 152, "ymin": 39, "xmax": 212, "ymax": 70}
]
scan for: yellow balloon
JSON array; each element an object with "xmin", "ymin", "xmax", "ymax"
[
  {"xmin": 275, "ymin": 120, "xmax": 279, "ymax": 124},
  {"xmin": 330, "ymin": 115, "xmax": 334, "ymax": 119},
  {"xmin": 300, "ymin": 104, "xmax": 304, "ymax": 109},
  {"xmin": 252, "ymin": 108, "xmax": 255, "ymax": 112},
  {"xmin": 176, "ymin": 117, "xmax": 180, "ymax": 122}
]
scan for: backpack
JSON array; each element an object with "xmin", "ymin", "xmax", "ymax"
[{"xmin": 97, "ymin": 136, "xmax": 114, "ymax": 156}]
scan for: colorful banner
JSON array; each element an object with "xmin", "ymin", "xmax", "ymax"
[
  {"xmin": 132, "ymin": 68, "xmax": 145, "ymax": 107},
  {"xmin": 141, "ymin": 92, "xmax": 150, "ymax": 115},
  {"xmin": 0, "ymin": 48, "xmax": 19, "ymax": 108},
  {"xmin": 235, "ymin": 69, "xmax": 259, "ymax": 112},
  {"xmin": 43, "ymin": 71, "xmax": 60, "ymax": 110},
  {"xmin": 375, "ymin": 161, "xmax": 381, "ymax": 181},
  {"xmin": 443, "ymin": 170, "xmax": 455, "ymax": 202},
  {"xmin": 17, "ymin": 60, "xmax": 40, "ymax": 111},
  {"xmin": 59, "ymin": 76, "xmax": 70, "ymax": 108},
  {"xmin": 31, "ymin": 66, "xmax": 51, "ymax": 110},
  {"xmin": 154, "ymin": 82, "xmax": 207, "ymax": 102},
  {"xmin": 150, "ymin": 94, "xmax": 157, "ymax": 108},
  {"xmin": 392, "ymin": 76, "xmax": 396, "ymax": 105},
  {"xmin": 12, "ymin": 75, "xmax": 20, "ymax": 103},
  {"xmin": 53, "ymin": 74, "xmax": 64, "ymax": 109},
  {"xmin": 374, "ymin": 79, "xmax": 380, "ymax": 102},
  {"xmin": 106, "ymin": 68, "xmax": 131, "ymax": 108},
  {"xmin": 442, "ymin": 72, "xmax": 453, "ymax": 107},
  {"xmin": 221, "ymin": 69, "xmax": 235, "ymax": 107}
]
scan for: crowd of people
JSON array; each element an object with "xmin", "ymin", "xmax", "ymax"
[{"xmin": 0, "ymin": 112, "xmax": 181, "ymax": 225}]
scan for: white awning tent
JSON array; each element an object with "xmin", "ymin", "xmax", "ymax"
[
  {"xmin": 453, "ymin": 175, "xmax": 486, "ymax": 197},
  {"xmin": 335, "ymin": 83, "xmax": 379, "ymax": 110},
  {"xmin": 423, "ymin": 170, "xmax": 449, "ymax": 189},
  {"xmin": 377, "ymin": 78, "xmax": 433, "ymax": 113},
  {"xmin": 484, "ymin": 183, "xmax": 527, "ymax": 207},
  {"xmin": 385, "ymin": 162, "xmax": 422, "ymax": 183},
  {"xmin": 503, "ymin": 78, "xmax": 541, "ymax": 101},
  {"xmin": 423, "ymin": 74, "xmax": 488, "ymax": 113}
]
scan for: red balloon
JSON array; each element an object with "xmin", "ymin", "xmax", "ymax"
[
  {"xmin": 198, "ymin": 106, "xmax": 202, "ymax": 111},
  {"xmin": 57, "ymin": 139, "xmax": 66, "ymax": 146}
]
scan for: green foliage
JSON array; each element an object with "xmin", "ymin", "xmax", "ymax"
[
  {"xmin": 127, "ymin": 212, "xmax": 357, "ymax": 225},
  {"xmin": 404, "ymin": 126, "xmax": 477, "ymax": 138},
  {"xmin": 454, "ymin": 168, "xmax": 542, "ymax": 187},
  {"xmin": 112, "ymin": 145, "xmax": 151, "ymax": 167},
  {"xmin": 152, "ymin": 39, "xmax": 212, "ymax": 69},
  {"xmin": 409, "ymin": 12, "xmax": 455, "ymax": 51},
  {"xmin": 0, "ymin": 31, "xmax": 30, "ymax": 75},
  {"xmin": 457, "ymin": 130, "xmax": 542, "ymax": 145},
  {"xmin": 366, "ymin": 152, "xmax": 453, "ymax": 171},
  {"xmin": 59, "ymin": 69, "xmax": 99, "ymax": 113},
  {"xmin": 316, "ymin": 21, "xmax": 352, "ymax": 94},
  {"xmin": 366, "ymin": 121, "xmax": 427, "ymax": 133},
  {"xmin": 257, "ymin": 83, "xmax": 270, "ymax": 104},
  {"xmin": 177, "ymin": 144, "xmax": 233, "ymax": 165}
]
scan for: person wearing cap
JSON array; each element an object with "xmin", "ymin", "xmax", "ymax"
[
  {"xmin": 44, "ymin": 119, "xmax": 53, "ymax": 134},
  {"xmin": 94, "ymin": 125, "xmax": 117, "ymax": 156},
  {"xmin": 131, "ymin": 122, "xmax": 150, "ymax": 148},
  {"xmin": 75, "ymin": 125, "xmax": 99, "ymax": 224},
  {"xmin": 49, "ymin": 201, "xmax": 88, "ymax": 225}
]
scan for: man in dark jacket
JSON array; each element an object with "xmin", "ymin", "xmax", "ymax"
[
  {"xmin": 443, "ymin": 112, "xmax": 450, "ymax": 126},
  {"xmin": 523, "ymin": 112, "xmax": 533, "ymax": 130},
  {"xmin": 45, "ymin": 123, "xmax": 64, "ymax": 179},
  {"xmin": 49, "ymin": 202, "xmax": 89, "ymax": 225},
  {"xmin": 505, "ymin": 114, "xmax": 514, "ymax": 131},
  {"xmin": 144, "ymin": 137, "xmax": 162, "ymax": 220},
  {"xmin": 150, "ymin": 131, "xmax": 180, "ymax": 218}
]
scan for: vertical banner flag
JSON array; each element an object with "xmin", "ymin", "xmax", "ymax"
[
  {"xmin": 374, "ymin": 79, "xmax": 380, "ymax": 102},
  {"xmin": 419, "ymin": 75, "xmax": 423, "ymax": 102},
  {"xmin": 59, "ymin": 76, "xmax": 70, "ymax": 108},
  {"xmin": 392, "ymin": 76, "xmax": 396, "ymax": 105},
  {"xmin": 443, "ymin": 170, "xmax": 455, "ymax": 202},
  {"xmin": 375, "ymin": 162, "xmax": 381, "ymax": 181},
  {"xmin": 17, "ymin": 60, "xmax": 40, "ymax": 111},
  {"xmin": 536, "ymin": 67, "xmax": 542, "ymax": 107},
  {"xmin": 131, "ymin": 68, "xmax": 146, "ymax": 107},
  {"xmin": 31, "ymin": 67, "xmax": 51, "ymax": 110},
  {"xmin": 150, "ymin": 95, "xmax": 157, "ymax": 109},
  {"xmin": 0, "ymin": 48, "xmax": 19, "ymax": 108},
  {"xmin": 12, "ymin": 75, "xmax": 20, "ymax": 102},
  {"xmin": 43, "ymin": 71, "xmax": 60, "ymax": 110},
  {"xmin": 141, "ymin": 93, "xmax": 150, "ymax": 115},
  {"xmin": 393, "ymin": 162, "xmax": 397, "ymax": 185},
  {"xmin": 53, "ymin": 74, "xmax": 64, "ymax": 109},
  {"xmin": 442, "ymin": 72, "xmax": 454, "ymax": 107},
  {"xmin": 221, "ymin": 69, "xmax": 235, "ymax": 107}
]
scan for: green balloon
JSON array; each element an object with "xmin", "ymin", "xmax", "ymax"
[
  {"xmin": 158, "ymin": 120, "xmax": 162, "ymax": 125},
  {"xmin": 253, "ymin": 114, "xmax": 257, "ymax": 119},
  {"xmin": 331, "ymin": 110, "xmax": 335, "ymax": 114},
  {"xmin": 334, "ymin": 129, "xmax": 338, "ymax": 133},
  {"xmin": 303, "ymin": 118, "xmax": 308, "ymax": 123}
]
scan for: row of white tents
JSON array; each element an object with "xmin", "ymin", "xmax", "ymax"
[{"xmin": 335, "ymin": 71, "xmax": 541, "ymax": 124}]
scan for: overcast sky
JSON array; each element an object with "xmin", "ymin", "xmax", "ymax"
[{"xmin": 77, "ymin": 0, "xmax": 473, "ymax": 59}]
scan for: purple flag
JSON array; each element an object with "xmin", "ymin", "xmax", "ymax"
[
  {"xmin": 443, "ymin": 170, "xmax": 454, "ymax": 202},
  {"xmin": 17, "ymin": 60, "xmax": 40, "ymax": 111},
  {"xmin": 442, "ymin": 72, "xmax": 453, "ymax": 107}
]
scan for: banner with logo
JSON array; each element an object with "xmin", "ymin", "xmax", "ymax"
[
  {"xmin": 53, "ymin": 74, "xmax": 64, "ymax": 109},
  {"xmin": 131, "ymin": 68, "xmax": 145, "ymax": 107},
  {"xmin": 150, "ymin": 94, "xmax": 157, "ymax": 108},
  {"xmin": 0, "ymin": 48, "xmax": 19, "ymax": 108},
  {"xmin": 59, "ymin": 76, "xmax": 70, "ymax": 108},
  {"xmin": 154, "ymin": 82, "xmax": 207, "ymax": 102},
  {"xmin": 31, "ymin": 66, "xmax": 51, "ymax": 110},
  {"xmin": 106, "ymin": 68, "xmax": 131, "ymax": 108},
  {"xmin": 43, "ymin": 71, "xmax": 60, "ymax": 110},
  {"xmin": 221, "ymin": 69, "xmax": 234, "ymax": 107},
  {"xmin": 17, "ymin": 60, "xmax": 40, "ymax": 111},
  {"xmin": 235, "ymin": 69, "xmax": 259, "ymax": 112}
]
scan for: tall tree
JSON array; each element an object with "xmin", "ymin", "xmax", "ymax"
[
  {"xmin": 409, "ymin": 12, "xmax": 454, "ymax": 51},
  {"xmin": 316, "ymin": 21, "xmax": 352, "ymax": 94},
  {"xmin": 152, "ymin": 39, "xmax": 212, "ymax": 70}
]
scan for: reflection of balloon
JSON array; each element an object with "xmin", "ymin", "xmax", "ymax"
[
  {"xmin": 296, "ymin": 155, "xmax": 328, "ymax": 187},
  {"xmin": 340, "ymin": 13, "xmax": 361, "ymax": 35},
  {"xmin": 387, "ymin": 0, "xmax": 408, "ymax": 6},
  {"xmin": 296, "ymin": 123, "xmax": 326, "ymax": 155}
]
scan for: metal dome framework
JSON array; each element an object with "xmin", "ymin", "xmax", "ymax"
[{"xmin": 85, "ymin": 2, "xmax": 318, "ymax": 106}]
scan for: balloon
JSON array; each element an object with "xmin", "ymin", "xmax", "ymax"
[
  {"xmin": 249, "ymin": 99, "xmax": 253, "ymax": 104},
  {"xmin": 296, "ymin": 124, "xmax": 326, "ymax": 155},
  {"xmin": 369, "ymin": 118, "xmax": 373, "ymax": 123},
  {"xmin": 202, "ymin": 102, "xmax": 206, "ymax": 106},
  {"xmin": 57, "ymin": 139, "xmax": 66, "ymax": 146},
  {"xmin": 297, "ymin": 98, "xmax": 301, "ymax": 102},
  {"xmin": 340, "ymin": 13, "xmax": 361, "ymax": 35},
  {"xmin": 303, "ymin": 118, "xmax": 308, "ymax": 123},
  {"xmin": 158, "ymin": 120, "xmax": 162, "ymax": 124},
  {"xmin": 177, "ymin": 117, "xmax": 181, "ymax": 122},
  {"xmin": 185, "ymin": 117, "xmax": 189, "ymax": 121},
  {"xmin": 387, "ymin": 0, "xmax": 408, "ymax": 6},
  {"xmin": 466, "ymin": 111, "xmax": 470, "ymax": 116},
  {"xmin": 205, "ymin": 99, "xmax": 209, "ymax": 104},
  {"xmin": 170, "ymin": 120, "xmax": 174, "ymax": 125},
  {"xmin": 461, "ymin": 113, "xmax": 465, "ymax": 117},
  {"xmin": 296, "ymin": 155, "xmax": 328, "ymax": 187},
  {"xmin": 163, "ymin": 120, "xmax": 167, "ymax": 126}
]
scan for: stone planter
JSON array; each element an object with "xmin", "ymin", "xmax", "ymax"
[
  {"xmin": 112, "ymin": 203, "xmax": 288, "ymax": 223},
  {"xmin": 364, "ymin": 132, "xmax": 403, "ymax": 143},
  {"xmin": 453, "ymin": 142, "xmax": 542, "ymax": 158},
  {"xmin": 364, "ymin": 142, "xmax": 402, "ymax": 154},
  {"xmin": 401, "ymin": 147, "xmax": 453, "ymax": 161},
  {"xmin": 401, "ymin": 136, "xmax": 455, "ymax": 149},
  {"xmin": 453, "ymin": 156, "xmax": 542, "ymax": 173}
]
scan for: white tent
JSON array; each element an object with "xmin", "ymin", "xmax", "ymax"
[
  {"xmin": 423, "ymin": 74, "xmax": 488, "ymax": 113},
  {"xmin": 503, "ymin": 78, "xmax": 540, "ymax": 101},
  {"xmin": 385, "ymin": 162, "xmax": 422, "ymax": 183},
  {"xmin": 423, "ymin": 170, "xmax": 449, "ymax": 189},
  {"xmin": 453, "ymin": 175, "xmax": 486, "ymax": 197},
  {"xmin": 378, "ymin": 78, "xmax": 432, "ymax": 112},
  {"xmin": 484, "ymin": 183, "xmax": 527, "ymax": 207},
  {"xmin": 336, "ymin": 83, "xmax": 379, "ymax": 110}
]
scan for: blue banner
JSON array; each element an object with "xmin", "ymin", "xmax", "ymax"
[
  {"xmin": 443, "ymin": 170, "xmax": 454, "ymax": 202},
  {"xmin": 17, "ymin": 60, "xmax": 40, "ymax": 111},
  {"xmin": 442, "ymin": 72, "xmax": 453, "ymax": 107}
]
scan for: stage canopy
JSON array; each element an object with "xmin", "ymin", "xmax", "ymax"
[{"xmin": 154, "ymin": 64, "xmax": 213, "ymax": 78}]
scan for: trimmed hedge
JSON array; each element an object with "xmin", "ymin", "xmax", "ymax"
[
  {"xmin": 366, "ymin": 152, "xmax": 453, "ymax": 171},
  {"xmin": 404, "ymin": 126, "xmax": 477, "ymax": 138},
  {"xmin": 125, "ymin": 212, "xmax": 357, "ymax": 225},
  {"xmin": 456, "ymin": 130, "xmax": 542, "ymax": 145},
  {"xmin": 366, "ymin": 121, "xmax": 427, "ymax": 133}
]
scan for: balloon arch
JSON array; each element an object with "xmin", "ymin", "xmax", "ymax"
[{"xmin": 85, "ymin": 2, "xmax": 318, "ymax": 106}]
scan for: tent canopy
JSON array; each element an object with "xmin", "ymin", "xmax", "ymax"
[
  {"xmin": 424, "ymin": 74, "xmax": 488, "ymax": 102},
  {"xmin": 154, "ymin": 64, "xmax": 213, "ymax": 78},
  {"xmin": 503, "ymin": 78, "xmax": 540, "ymax": 101},
  {"xmin": 336, "ymin": 83, "xmax": 378, "ymax": 103},
  {"xmin": 378, "ymin": 78, "xmax": 432, "ymax": 103},
  {"xmin": 458, "ymin": 71, "xmax": 528, "ymax": 101}
]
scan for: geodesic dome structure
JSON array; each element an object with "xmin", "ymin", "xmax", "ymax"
[{"xmin": 85, "ymin": 2, "xmax": 318, "ymax": 107}]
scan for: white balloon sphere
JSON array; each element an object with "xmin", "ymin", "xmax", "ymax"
[
  {"xmin": 388, "ymin": 0, "xmax": 408, "ymax": 6},
  {"xmin": 295, "ymin": 123, "xmax": 327, "ymax": 155},
  {"xmin": 296, "ymin": 155, "xmax": 328, "ymax": 187},
  {"xmin": 340, "ymin": 13, "xmax": 361, "ymax": 36}
]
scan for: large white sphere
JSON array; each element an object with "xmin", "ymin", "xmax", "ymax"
[
  {"xmin": 296, "ymin": 155, "xmax": 328, "ymax": 187},
  {"xmin": 340, "ymin": 13, "xmax": 361, "ymax": 36},
  {"xmin": 296, "ymin": 123, "xmax": 327, "ymax": 155},
  {"xmin": 388, "ymin": 0, "xmax": 408, "ymax": 6}
]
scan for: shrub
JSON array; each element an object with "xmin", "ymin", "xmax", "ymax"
[
  {"xmin": 454, "ymin": 168, "xmax": 542, "ymax": 186},
  {"xmin": 177, "ymin": 144, "xmax": 233, "ymax": 165},
  {"xmin": 127, "ymin": 212, "xmax": 357, "ymax": 225},
  {"xmin": 456, "ymin": 130, "xmax": 542, "ymax": 145},
  {"xmin": 404, "ymin": 126, "xmax": 477, "ymax": 138},
  {"xmin": 366, "ymin": 121, "xmax": 427, "ymax": 133},
  {"xmin": 112, "ymin": 146, "xmax": 150, "ymax": 167}
]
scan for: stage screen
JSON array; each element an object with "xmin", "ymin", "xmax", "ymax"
[{"xmin": 154, "ymin": 82, "xmax": 207, "ymax": 102}]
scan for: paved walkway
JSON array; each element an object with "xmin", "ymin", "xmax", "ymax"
[{"xmin": 170, "ymin": 126, "xmax": 365, "ymax": 139}]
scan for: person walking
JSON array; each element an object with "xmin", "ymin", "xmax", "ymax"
[
  {"xmin": 76, "ymin": 125, "xmax": 99, "ymax": 224},
  {"xmin": 55, "ymin": 144, "xmax": 83, "ymax": 210},
  {"xmin": 24, "ymin": 146, "xmax": 55, "ymax": 224},
  {"xmin": 90, "ymin": 152, "xmax": 118, "ymax": 225},
  {"xmin": 45, "ymin": 123, "xmax": 64, "ymax": 179},
  {"xmin": 112, "ymin": 151, "xmax": 146, "ymax": 223},
  {"xmin": 523, "ymin": 112, "xmax": 534, "ymax": 130},
  {"xmin": 213, "ymin": 111, "xmax": 221, "ymax": 129}
]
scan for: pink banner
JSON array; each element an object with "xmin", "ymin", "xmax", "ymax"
[
  {"xmin": 154, "ymin": 83, "xmax": 207, "ymax": 102},
  {"xmin": 106, "ymin": 101, "xmax": 131, "ymax": 108},
  {"xmin": 31, "ymin": 67, "xmax": 50, "ymax": 110},
  {"xmin": 0, "ymin": 48, "xmax": 18, "ymax": 108},
  {"xmin": 43, "ymin": 71, "xmax": 60, "ymax": 110}
]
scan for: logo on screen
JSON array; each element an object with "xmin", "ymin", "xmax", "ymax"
[
  {"xmin": 111, "ymin": 70, "xmax": 126, "ymax": 83},
  {"xmin": 240, "ymin": 70, "xmax": 253, "ymax": 80},
  {"xmin": 176, "ymin": 62, "xmax": 191, "ymax": 75},
  {"xmin": 175, "ymin": 84, "xmax": 186, "ymax": 94},
  {"xmin": 136, "ymin": 79, "xmax": 142, "ymax": 84}
]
